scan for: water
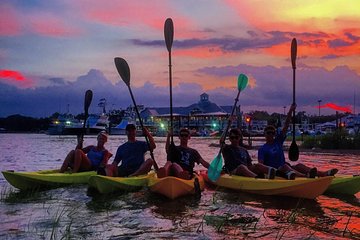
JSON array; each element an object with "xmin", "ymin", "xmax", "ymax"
[{"xmin": 0, "ymin": 134, "xmax": 359, "ymax": 239}]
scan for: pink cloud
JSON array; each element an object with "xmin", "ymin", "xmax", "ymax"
[
  {"xmin": 0, "ymin": 69, "xmax": 33, "ymax": 88},
  {"xmin": 68, "ymin": 0, "xmax": 197, "ymax": 38},
  {"xmin": 0, "ymin": 4, "xmax": 22, "ymax": 36},
  {"xmin": 28, "ymin": 13, "xmax": 82, "ymax": 37}
]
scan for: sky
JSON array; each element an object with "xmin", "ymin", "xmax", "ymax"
[{"xmin": 0, "ymin": 0, "xmax": 359, "ymax": 118}]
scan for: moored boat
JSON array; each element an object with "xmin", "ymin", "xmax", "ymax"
[
  {"xmin": 325, "ymin": 175, "xmax": 360, "ymax": 195},
  {"xmin": 88, "ymin": 172, "xmax": 154, "ymax": 194},
  {"xmin": 2, "ymin": 169, "xmax": 96, "ymax": 190},
  {"xmin": 202, "ymin": 172, "xmax": 333, "ymax": 199},
  {"xmin": 148, "ymin": 174, "xmax": 204, "ymax": 199}
]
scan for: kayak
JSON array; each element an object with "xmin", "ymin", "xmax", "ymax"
[
  {"xmin": 2, "ymin": 169, "xmax": 96, "ymax": 191},
  {"xmin": 325, "ymin": 175, "xmax": 360, "ymax": 195},
  {"xmin": 202, "ymin": 172, "xmax": 333, "ymax": 199},
  {"xmin": 88, "ymin": 172, "xmax": 155, "ymax": 194},
  {"xmin": 148, "ymin": 174, "xmax": 205, "ymax": 200}
]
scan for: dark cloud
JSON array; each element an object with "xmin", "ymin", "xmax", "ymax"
[
  {"xmin": 345, "ymin": 32, "xmax": 360, "ymax": 42},
  {"xmin": 321, "ymin": 54, "xmax": 340, "ymax": 59},
  {"xmin": 48, "ymin": 77, "xmax": 66, "ymax": 85},
  {"xmin": 328, "ymin": 39, "xmax": 352, "ymax": 48},
  {"xmin": 1, "ymin": 65, "xmax": 359, "ymax": 117}
]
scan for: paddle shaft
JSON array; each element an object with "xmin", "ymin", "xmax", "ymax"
[
  {"xmin": 292, "ymin": 65, "xmax": 296, "ymax": 141},
  {"xmin": 168, "ymin": 50, "xmax": 175, "ymax": 144},
  {"xmin": 127, "ymin": 85, "xmax": 159, "ymax": 170},
  {"xmin": 218, "ymin": 89, "xmax": 242, "ymax": 154}
]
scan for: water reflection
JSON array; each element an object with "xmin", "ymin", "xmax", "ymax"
[{"xmin": 0, "ymin": 134, "xmax": 359, "ymax": 239}]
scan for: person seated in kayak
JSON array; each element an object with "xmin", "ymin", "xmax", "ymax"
[
  {"xmin": 258, "ymin": 104, "xmax": 338, "ymax": 180},
  {"xmin": 157, "ymin": 128, "xmax": 210, "ymax": 180},
  {"xmin": 221, "ymin": 128, "xmax": 276, "ymax": 179},
  {"xmin": 60, "ymin": 131, "xmax": 112, "ymax": 173},
  {"xmin": 102, "ymin": 124, "xmax": 155, "ymax": 177}
]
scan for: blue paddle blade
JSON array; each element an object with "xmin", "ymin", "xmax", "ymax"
[
  {"xmin": 237, "ymin": 74, "xmax": 248, "ymax": 91},
  {"xmin": 208, "ymin": 154, "xmax": 223, "ymax": 182}
]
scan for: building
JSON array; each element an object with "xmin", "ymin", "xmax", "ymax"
[{"xmin": 139, "ymin": 93, "xmax": 243, "ymax": 136}]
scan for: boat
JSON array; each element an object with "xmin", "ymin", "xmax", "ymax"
[
  {"xmin": 47, "ymin": 114, "xmax": 83, "ymax": 135},
  {"xmin": 148, "ymin": 174, "xmax": 204, "ymax": 199},
  {"xmin": 325, "ymin": 175, "xmax": 360, "ymax": 195},
  {"xmin": 201, "ymin": 172, "xmax": 333, "ymax": 199},
  {"xmin": 108, "ymin": 118, "xmax": 135, "ymax": 135},
  {"xmin": 88, "ymin": 172, "xmax": 155, "ymax": 194},
  {"xmin": 2, "ymin": 169, "xmax": 96, "ymax": 190}
]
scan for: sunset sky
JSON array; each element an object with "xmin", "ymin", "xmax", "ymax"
[{"xmin": 1, "ymin": 0, "xmax": 359, "ymax": 117}]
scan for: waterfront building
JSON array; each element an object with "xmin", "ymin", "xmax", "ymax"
[{"xmin": 139, "ymin": 93, "xmax": 243, "ymax": 136}]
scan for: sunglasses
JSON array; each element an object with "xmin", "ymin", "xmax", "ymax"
[
  {"xmin": 180, "ymin": 133, "xmax": 189, "ymax": 137},
  {"xmin": 266, "ymin": 131, "xmax": 275, "ymax": 135},
  {"xmin": 229, "ymin": 135, "xmax": 240, "ymax": 140}
]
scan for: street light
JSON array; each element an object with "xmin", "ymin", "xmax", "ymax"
[{"xmin": 318, "ymin": 100, "xmax": 322, "ymax": 132}]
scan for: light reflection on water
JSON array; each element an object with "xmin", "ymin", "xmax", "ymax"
[{"xmin": 0, "ymin": 134, "xmax": 359, "ymax": 239}]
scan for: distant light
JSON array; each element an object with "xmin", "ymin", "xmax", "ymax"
[
  {"xmin": 54, "ymin": 121, "xmax": 59, "ymax": 125},
  {"xmin": 65, "ymin": 120, "xmax": 71, "ymax": 125},
  {"xmin": 212, "ymin": 123, "xmax": 217, "ymax": 128},
  {"xmin": 160, "ymin": 123, "xmax": 165, "ymax": 129}
]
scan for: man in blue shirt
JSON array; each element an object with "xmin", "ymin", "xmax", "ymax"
[
  {"xmin": 104, "ymin": 124, "xmax": 156, "ymax": 177},
  {"xmin": 258, "ymin": 104, "xmax": 337, "ymax": 179}
]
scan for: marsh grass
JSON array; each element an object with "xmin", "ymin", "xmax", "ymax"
[{"xmin": 0, "ymin": 186, "xmax": 50, "ymax": 203}]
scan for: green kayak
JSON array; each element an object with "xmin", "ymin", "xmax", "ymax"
[
  {"xmin": 2, "ymin": 169, "xmax": 96, "ymax": 190},
  {"xmin": 88, "ymin": 172, "xmax": 155, "ymax": 194},
  {"xmin": 325, "ymin": 175, "xmax": 360, "ymax": 195}
]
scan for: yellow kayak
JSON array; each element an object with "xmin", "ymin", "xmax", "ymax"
[
  {"xmin": 88, "ymin": 172, "xmax": 155, "ymax": 194},
  {"xmin": 325, "ymin": 175, "xmax": 360, "ymax": 195},
  {"xmin": 148, "ymin": 174, "xmax": 205, "ymax": 200},
  {"xmin": 202, "ymin": 172, "xmax": 333, "ymax": 199},
  {"xmin": 2, "ymin": 169, "xmax": 96, "ymax": 191}
]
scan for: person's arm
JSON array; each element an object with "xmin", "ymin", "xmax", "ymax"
[
  {"xmin": 112, "ymin": 148, "xmax": 121, "ymax": 166},
  {"xmin": 100, "ymin": 150, "xmax": 113, "ymax": 167},
  {"xmin": 257, "ymin": 148, "xmax": 264, "ymax": 164},
  {"xmin": 143, "ymin": 127, "xmax": 156, "ymax": 151},
  {"xmin": 282, "ymin": 103, "xmax": 296, "ymax": 137},
  {"xmin": 199, "ymin": 157, "xmax": 210, "ymax": 169}
]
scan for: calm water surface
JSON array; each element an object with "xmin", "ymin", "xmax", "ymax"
[{"xmin": 0, "ymin": 134, "xmax": 359, "ymax": 239}]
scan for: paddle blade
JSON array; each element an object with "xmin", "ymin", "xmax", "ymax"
[
  {"xmin": 114, "ymin": 57, "xmax": 131, "ymax": 86},
  {"xmin": 237, "ymin": 74, "xmax": 248, "ymax": 91},
  {"xmin": 164, "ymin": 18, "xmax": 174, "ymax": 52},
  {"xmin": 291, "ymin": 38, "xmax": 297, "ymax": 69},
  {"xmin": 84, "ymin": 90, "xmax": 93, "ymax": 116},
  {"xmin": 288, "ymin": 140, "xmax": 299, "ymax": 161},
  {"xmin": 208, "ymin": 154, "xmax": 223, "ymax": 182}
]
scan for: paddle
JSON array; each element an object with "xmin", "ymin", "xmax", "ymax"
[
  {"xmin": 114, "ymin": 57, "xmax": 159, "ymax": 171},
  {"xmin": 208, "ymin": 74, "xmax": 248, "ymax": 182},
  {"xmin": 288, "ymin": 38, "xmax": 299, "ymax": 161},
  {"xmin": 164, "ymin": 18, "xmax": 181, "ymax": 162},
  {"xmin": 77, "ymin": 90, "xmax": 93, "ymax": 149}
]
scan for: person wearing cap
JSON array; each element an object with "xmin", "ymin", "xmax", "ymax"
[
  {"xmin": 221, "ymin": 128, "xmax": 276, "ymax": 179},
  {"xmin": 157, "ymin": 128, "xmax": 209, "ymax": 180},
  {"xmin": 104, "ymin": 124, "xmax": 156, "ymax": 177},
  {"xmin": 258, "ymin": 104, "xmax": 338, "ymax": 179},
  {"xmin": 60, "ymin": 131, "xmax": 112, "ymax": 173}
]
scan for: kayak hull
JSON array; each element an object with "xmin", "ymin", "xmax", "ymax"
[
  {"xmin": 325, "ymin": 175, "xmax": 360, "ymax": 195},
  {"xmin": 2, "ymin": 170, "xmax": 96, "ymax": 190},
  {"xmin": 148, "ymin": 174, "xmax": 205, "ymax": 200},
  {"xmin": 88, "ymin": 172, "xmax": 154, "ymax": 194},
  {"xmin": 202, "ymin": 173, "xmax": 333, "ymax": 199}
]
